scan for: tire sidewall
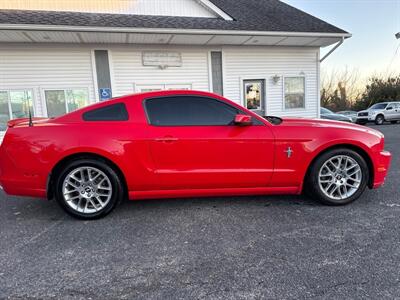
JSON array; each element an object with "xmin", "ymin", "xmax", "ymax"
[
  {"xmin": 375, "ymin": 115, "xmax": 384, "ymax": 125},
  {"xmin": 55, "ymin": 159, "xmax": 122, "ymax": 220},
  {"xmin": 308, "ymin": 149, "xmax": 369, "ymax": 206}
]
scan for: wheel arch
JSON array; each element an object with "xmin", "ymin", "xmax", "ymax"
[
  {"xmin": 47, "ymin": 152, "xmax": 128, "ymax": 200},
  {"xmin": 303, "ymin": 143, "xmax": 374, "ymax": 192}
]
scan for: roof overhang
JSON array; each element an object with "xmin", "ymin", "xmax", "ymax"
[{"xmin": 0, "ymin": 24, "xmax": 351, "ymax": 47}]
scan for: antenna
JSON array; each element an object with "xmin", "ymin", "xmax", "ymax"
[{"xmin": 28, "ymin": 108, "xmax": 33, "ymax": 127}]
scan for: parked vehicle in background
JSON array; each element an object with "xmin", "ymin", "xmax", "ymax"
[
  {"xmin": 320, "ymin": 108, "xmax": 353, "ymax": 123},
  {"xmin": 337, "ymin": 111, "xmax": 358, "ymax": 123},
  {"xmin": 356, "ymin": 102, "xmax": 400, "ymax": 125}
]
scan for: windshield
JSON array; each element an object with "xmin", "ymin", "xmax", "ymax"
[
  {"xmin": 321, "ymin": 108, "xmax": 333, "ymax": 114},
  {"xmin": 370, "ymin": 103, "xmax": 387, "ymax": 110}
]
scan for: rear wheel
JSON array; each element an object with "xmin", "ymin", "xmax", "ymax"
[
  {"xmin": 306, "ymin": 149, "xmax": 369, "ymax": 205},
  {"xmin": 375, "ymin": 114, "xmax": 384, "ymax": 125},
  {"xmin": 55, "ymin": 159, "xmax": 123, "ymax": 219}
]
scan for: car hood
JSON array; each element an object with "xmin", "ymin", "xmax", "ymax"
[{"xmin": 280, "ymin": 117, "xmax": 383, "ymax": 137}]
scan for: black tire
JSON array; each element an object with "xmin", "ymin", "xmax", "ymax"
[
  {"xmin": 55, "ymin": 158, "xmax": 123, "ymax": 220},
  {"xmin": 390, "ymin": 121, "xmax": 398, "ymax": 124},
  {"xmin": 375, "ymin": 114, "xmax": 384, "ymax": 125},
  {"xmin": 305, "ymin": 148, "xmax": 369, "ymax": 206}
]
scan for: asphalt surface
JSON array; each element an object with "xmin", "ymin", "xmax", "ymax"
[{"xmin": 0, "ymin": 124, "xmax": 399, "ymax": 300}]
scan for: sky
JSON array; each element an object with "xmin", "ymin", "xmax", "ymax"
[{"xmin": 283, "ymin": 0, "xmax": 400, "ymax": 80}]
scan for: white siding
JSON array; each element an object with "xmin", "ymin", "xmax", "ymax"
[
  {"xmin": 0, "ymin": 0, "xmax": 217, "ymax": 18},
  {"xmin": 111, "ymin": 45, "xmax": 210, "ymax": 96},
  {"xmin": 223, "ymin": 46, "xmax": 319, "ymax": 118},
  {"xmin": 0, "ymin": 43, "xmax": 320, "ymax": 127},
  {"xmin": 0, "ymin": 45, "xmax": 96, "ymax": 117}
]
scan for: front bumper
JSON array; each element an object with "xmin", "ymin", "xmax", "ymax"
[
  {"xmin": 372, "ymin": 150, "xmax": 392, "ymax": 189},
  {"xmin": 356, "ymin": 116, "xmax": 376, "ymax": 123}
]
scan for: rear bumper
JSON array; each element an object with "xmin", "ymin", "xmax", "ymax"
[
  {"xmin": 0, "ymin": 145, "xmax": 47, "ymax": 198},
  {"xmin": 372, "ymin": 150, "xmax": 392, "ymax": 189}
]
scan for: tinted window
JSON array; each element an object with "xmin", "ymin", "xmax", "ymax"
[
  {"xmin": 145, "ymin": 96, "xmax": 240, "ymax": 126},
  {"xmin": 83, "ymin": 103, "xmax": 129, "ymax": 121},
  {"xmin": 370, "ymin": 103, "xmax": 387, "ymax": 110}
]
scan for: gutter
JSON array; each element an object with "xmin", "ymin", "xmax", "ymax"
[
  {"xmin": 320, "ymin": 37, "xmax": 345, "ymax": 62},
  {"xmin": 0, "ymin": 23, "xmax": 352, "ymax": 39}
]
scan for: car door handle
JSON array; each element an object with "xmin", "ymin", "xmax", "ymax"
[{"xmin": 155, "ymin": 136, "xmax": 178, "ymax": 143}]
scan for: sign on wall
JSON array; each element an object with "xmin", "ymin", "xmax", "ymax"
[
  {"xmin": 99, "ymin": 88, "xmax": 112, "ymax": 101},
  {"xmin": 142, "ymin": 51, "xmax": 182, "ymax": 68}
]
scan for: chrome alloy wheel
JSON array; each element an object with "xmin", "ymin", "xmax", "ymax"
[
  {"xmin": 62, "ymin": 167, "xmax": 113, "ymax": 214},
  {"xmin": 318, "ymin": 155, "xmax": 362, "ymax": 200}
]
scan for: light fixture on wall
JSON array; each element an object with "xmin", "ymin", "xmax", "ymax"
[
  {"xmin": 272, "ymin": 75, "xmax": 280, "ymax": 84},
  {"xmin": 299, "ymin": 71, "xmax": 305, "ymax": 76}
]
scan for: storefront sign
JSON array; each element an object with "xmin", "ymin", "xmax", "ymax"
[{"xmin": 142, "ymin": 51, "xmax": 182, "ymax": 68}]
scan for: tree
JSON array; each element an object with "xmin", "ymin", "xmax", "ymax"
[
  {"xmin": 321, "ymin": 68, "xmax": 362, "ymax": 111},
  {"xmin": 353, "ymin": 75, "xmax": 400, "ymax": 110}
]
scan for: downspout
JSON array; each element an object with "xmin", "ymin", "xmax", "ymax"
[{"xmin": 320, "ymin": 37, "xmax": 345, "ymax": 62}]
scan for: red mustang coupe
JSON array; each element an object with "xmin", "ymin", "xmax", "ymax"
[{"xmin": 0, "ymin": 90, "xmax": 391, "ymax": 219}]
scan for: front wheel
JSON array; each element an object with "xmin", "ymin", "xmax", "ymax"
[
  {"xmin": 375, "ymin": 115, "xmax": 384, "ymax": 125},
  {"xmin": 55, "ymin": 159, "xmax": 123, "ymax": 219},
  {"xmin": 306, "ymin": 149, "xmax": 369, "ymax": 205}
]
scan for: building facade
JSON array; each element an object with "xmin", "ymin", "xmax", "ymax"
[{"xmin": 0, "ymin": 0, "xmax": 350, "ymax": 140}]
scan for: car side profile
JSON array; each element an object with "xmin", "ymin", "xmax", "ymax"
[
  {"xmin": 357, "ymin": 102, "xmax": 400, "ymax": 125},
  {"xmin": 337, "ymin": 110, "xmax": 358, "ymax": 123},
  {"xmin": 320, "ymin": 108, "xmax": 354, "ymax": 123},
  {"xmin": 0, "ymin": 90, "xmax": 392, "ymax": 219}
]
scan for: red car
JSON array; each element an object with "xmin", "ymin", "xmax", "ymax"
[{"xmin": 0, "ymin": 90, "xmax": 391, "ymax": 219}]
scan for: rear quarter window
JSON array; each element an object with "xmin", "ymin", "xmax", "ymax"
[{"xmin": 83, "ymin": 103, "xmax": 129, "ymax": 121}]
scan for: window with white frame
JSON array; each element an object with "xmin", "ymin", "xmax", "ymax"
[
  {"xmin": 0, "ymin": 90, "xmax": 34, "ymax": 131},
  {"xmin": 44, "ymin": 89, "xmax": 89, "ymax": 118},
  {"xmin": 284, "ymin": 77, "xmax": 305, "ymax": 109}
]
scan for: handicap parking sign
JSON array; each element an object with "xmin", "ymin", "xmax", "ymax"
[{"xmin": 99, "ymin": 88, "xmax": 112, "ymax": 101}]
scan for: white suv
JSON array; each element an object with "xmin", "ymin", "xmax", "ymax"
[{"xmin": 356, "ymin": 102, "xmax": 400, "ymax": 125}]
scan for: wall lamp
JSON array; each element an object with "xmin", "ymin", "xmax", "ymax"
[{"xmin": 272, "ymin": 75, "xmax": 281, "ymax": 84}]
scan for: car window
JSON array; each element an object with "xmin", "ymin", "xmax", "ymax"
[
  {"xmin": 83, "ymin": 103, "xmax": 129, "ymax": 121},
  {"xmin": 145, "ymin": 96, "xmax": 248, "ymax": 126},
  {"xmin": 321, "ymin": 108, "xmax": 333, "ymax": 114},
  {"xmin": 370, "ymin": 103, "xmax": 387, "ymax": 110}
]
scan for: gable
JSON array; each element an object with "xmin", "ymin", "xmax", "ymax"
[{"xmin": 0, "ymin": 0, "xmax": 224, "ymax": 18}]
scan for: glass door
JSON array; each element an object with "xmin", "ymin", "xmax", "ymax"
[{"xmin": 243, "ymin": 79, "xmax": 265, "ymax": 115}]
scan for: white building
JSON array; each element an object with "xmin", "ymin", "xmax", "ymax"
[{"xmin": 0, "ymin": 0, "xmax": 350, "ymax": 140}]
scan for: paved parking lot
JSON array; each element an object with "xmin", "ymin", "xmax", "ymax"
[{"xmin": 0, "ymin": 124, "xmax": 399, "ymax": 299}]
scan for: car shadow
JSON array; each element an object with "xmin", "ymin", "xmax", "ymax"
[{"xmin": 117, "ymin": 194, "xmax": 318, "ymax": 212}]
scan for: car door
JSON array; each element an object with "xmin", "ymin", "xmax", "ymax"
[
  {"xmin": 394, "ymin": 103, "xmax": 400, "ymax": 120},
  {"xmin": 385, "ymin": 104, "xmax": 396, "ymax": 120},
  {"xmin": 144, "ymin": 95, "xmax": 275, "ymax": 190}
]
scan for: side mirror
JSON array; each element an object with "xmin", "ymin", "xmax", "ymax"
[
  {"xmin": 387, "ymin": 107, "xmax": 393, "ymax": 110},
  {"xmin": 234, "ymin": 114, "xmax": 252, "ymax": 126}
]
